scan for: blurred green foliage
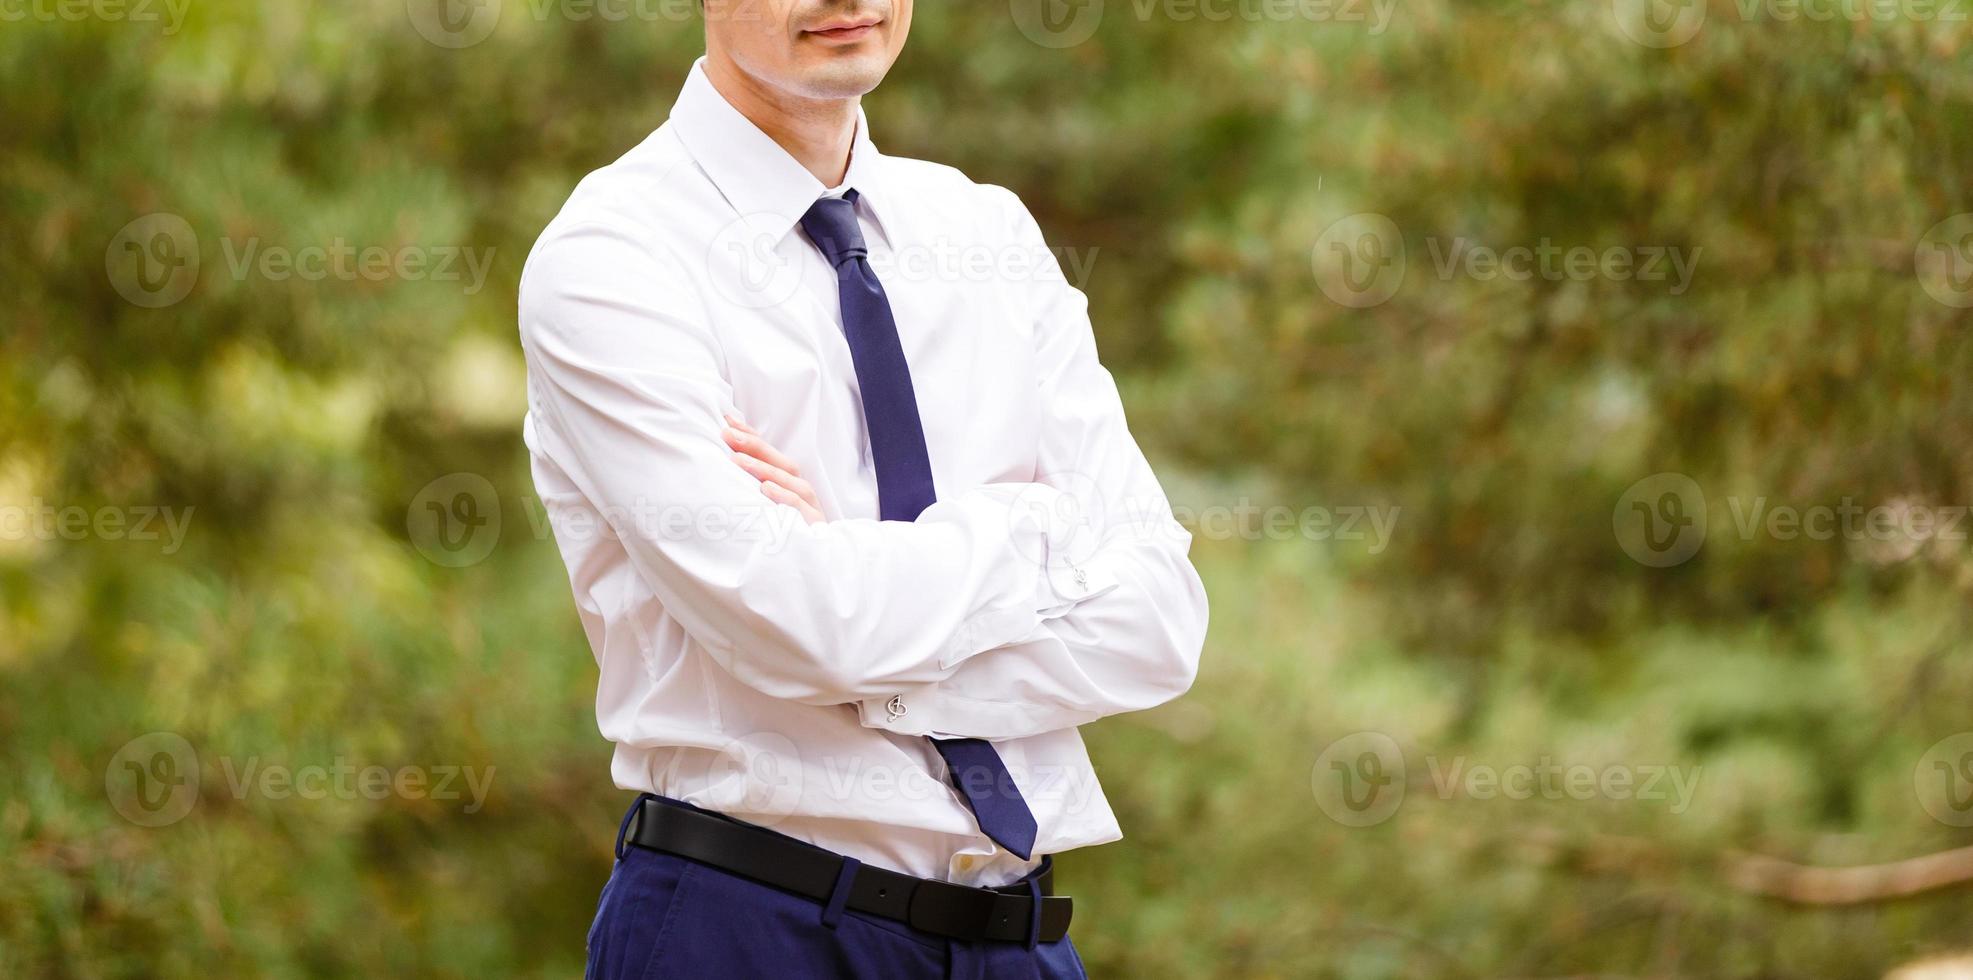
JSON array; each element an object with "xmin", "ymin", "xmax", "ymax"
[{"xmin": 4, "ymin": 1, "xmax": 1973, "ymax": 976}]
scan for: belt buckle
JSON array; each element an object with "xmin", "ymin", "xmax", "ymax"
[{"xmin": 906, "ymin": 879, "xmax": 1025, "ymax": 942}]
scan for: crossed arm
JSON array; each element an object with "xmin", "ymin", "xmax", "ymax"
[{"xmin": 518, "ymin": 193, "xmax": 1207, "ymax": 741}]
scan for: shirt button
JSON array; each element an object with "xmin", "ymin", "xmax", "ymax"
[
  {"xmin": 1072, "ymin": 564, "xmax": 1088, "ymax": 589},
  {"xmin": 956, "ymin": 855, "xmax": 975, "ymax": 872},
  {"xmin": 885, "ymin": 694, "xmax": 908, "ymax": 721}
]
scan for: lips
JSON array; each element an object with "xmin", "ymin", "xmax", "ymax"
[{"xmin": 804, "ymin": 15, "xmax": 881, "ymax": 41}]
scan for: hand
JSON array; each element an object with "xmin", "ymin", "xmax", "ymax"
[{"xmin": 723, "ymin": 414, "xmax": 825, "ymax": 524}]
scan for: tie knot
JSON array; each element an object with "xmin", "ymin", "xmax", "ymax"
[{"xmin": 799, "ymin": 191, "xmax": 867, "ymax": 266}]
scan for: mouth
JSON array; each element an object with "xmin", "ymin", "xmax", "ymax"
[{"xmin": 802, "ymin": 15, "xmax": 882, "ymax": 44}]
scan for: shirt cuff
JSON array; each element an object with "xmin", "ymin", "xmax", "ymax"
[
  {"xmin": 856, "ymin": 624, "xmax": 1092, "ymax": 738},
  {"xmin": 945, "ymin": 480, "xmax": 1117, "ymax": 630},
  {"xmin": 1038, "ymin": 539, "xmax": 1118, "ymax": 618},
  {"xmin": 856, "ymin": 685, "xmax": 941, "ymax": 736},
  {"xmin": 855, "ymin": 684, "xmax": 1059, "ymax": 738},
  {"xmin": 1036, "ymin": 502, "xmax": 1119, "ymax": 618}
]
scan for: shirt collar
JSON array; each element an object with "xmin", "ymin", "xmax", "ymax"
[{"xmin": 669, "ymin": 58, "xmax": 895, "ymax": 245}]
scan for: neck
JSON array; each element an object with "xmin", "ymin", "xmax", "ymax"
[{"xmin": 703, "ymin": 54, "xmax": 859, "ymax": 187}]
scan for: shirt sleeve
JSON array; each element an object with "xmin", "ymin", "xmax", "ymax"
[
  {"xmin": 856, "ymin": 188, "xmax": 1211, "ymax": 739},
  {"xmin": 519, "ymin": 218, "xmax": 1109, "ymax": 707}
]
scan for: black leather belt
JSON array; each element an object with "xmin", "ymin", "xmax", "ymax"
[{"xmin": 626, "ymin": 797, "xmax": 1073, "ymax": 944}]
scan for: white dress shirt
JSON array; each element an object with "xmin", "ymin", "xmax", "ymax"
[{"xmin": 518, "ymin": 60, "xmax": 1209, "ymax": 887}]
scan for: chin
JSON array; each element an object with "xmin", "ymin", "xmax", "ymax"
[{"xmin": 792, "ymin": 55, "xmax": 890, "ymax": 100}]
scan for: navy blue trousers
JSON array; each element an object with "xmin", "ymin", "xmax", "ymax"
[{"xmin": 587, "ymin": 795, "xmax": 1089, "ymax": 979}]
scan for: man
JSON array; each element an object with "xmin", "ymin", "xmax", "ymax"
[{"xmin": 518, "ymin": 2, "xmax": 1209, "ymax": 975}]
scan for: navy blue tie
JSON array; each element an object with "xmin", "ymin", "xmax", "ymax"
[{"xmin": 799, "ymin": 191, "xmax": 1040, "ymax": 861}]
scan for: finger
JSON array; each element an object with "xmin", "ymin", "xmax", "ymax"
[
  {"xmin": 723, "ymin": 413, "xmax": 759, "ymax": 436},
  {"xmin": 731, "ymin": 452, "xmax": 819, "ymax": 507},
  {"xmin": 760, "ymin": 480, "xmax": 823, "ymax": 524},
  {"xmin": 723, "ymin": 426, "xmax": 803, "ymax": 477}
]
